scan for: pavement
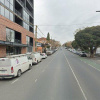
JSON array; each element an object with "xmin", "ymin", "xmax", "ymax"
[{"xmin": 0, "ymin": 48, "xmax": 100, "ymax": 100}]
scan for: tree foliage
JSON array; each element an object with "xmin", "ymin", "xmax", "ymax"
[
  {"xmin": 47, "ymin": 32, "xmax": 50, "ymax": 41},
  {"xmin": 75, "ymin": 26, "xmax": 100, "ymax": 57},
  {"xmin": 72, "ymin": 40, "xmax": 79, "ymax": 49}
]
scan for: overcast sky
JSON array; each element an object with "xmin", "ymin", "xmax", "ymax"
[{"xmin": 34, "ymin": 0, "xmax": 100, "ymax": 44}]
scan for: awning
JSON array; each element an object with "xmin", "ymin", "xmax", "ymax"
[{"xmin": 0, "ymin": 41, "xmax": 28, "ymax": 47}]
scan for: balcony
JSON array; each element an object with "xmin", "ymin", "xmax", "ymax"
[
  {"xmin": 15, "ymin": 39, "xmax": 21, "ymax": 43},
  {"xmin": 15, "ymin": 9, "xmax": 22, "ymax": 17},
  {"xmin": 26, "ymin": 7, "xmax": 33, "ymax": 17},
  {"xmin": 17, "ymin": 0, "xmax": 25, "ymax": 7},
  {"xmin": 27, "ymin": 0, "xmax": 33, "ymax": 7}
]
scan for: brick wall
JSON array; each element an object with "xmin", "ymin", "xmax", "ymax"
[
  {"xmin": 0, "ymin": 15, "xmax": 35, "ymax": 57},
  {"xmin": 0, "ymin": 45, "xmax": 6, "ymax": 57},
  {"xmin": 0, "ymin": 25, "xmax": 6, "ymax": 41}
]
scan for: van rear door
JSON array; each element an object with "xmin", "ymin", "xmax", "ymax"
[{"xmin": 0, "ymin": 58, "xmax": 12, "ymax": 76}]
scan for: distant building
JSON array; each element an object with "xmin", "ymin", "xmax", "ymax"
[
  {"xmin": 38, "ymin": 37, "xmax": 47, "ymax": 44},
  {"xmin": 0, "ymin": 0, "xmax": 35, "ymax": 57}
]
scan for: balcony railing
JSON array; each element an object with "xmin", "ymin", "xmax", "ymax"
[
  {"xmin": 17, "ymin": 0, "xmax": 25, "ymax": 7},
  {"xmin": 27, "ymin": 0, "xmax": 33, "ymax": 7},
  {"xmin": 15, "ymin": 39, "xmax": 21, "ymax": 43},
  {"xmin": 26, "ymin": 7, "xmax": 33, "ymax": 17},
  {"xmin": 15, "ymin": 9, "xmax": 22, "ymax": 17}
]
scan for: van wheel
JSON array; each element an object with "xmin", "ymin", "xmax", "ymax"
[
  {"xmin": 29, "ymin": 65, "xmax": 32, "ymax": 70},
  {"xmin": 17, "ymin": 70, "xmax": 22, "ymax": 77}
]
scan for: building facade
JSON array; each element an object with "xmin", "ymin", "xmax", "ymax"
[{"xmin": 0, "ymin": 0, "xmax": 35, "ymax": 57}]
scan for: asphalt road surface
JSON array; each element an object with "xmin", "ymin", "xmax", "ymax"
[{"xmin": 0, "ymin": 48, "xmax": 100, "ymax": 100}]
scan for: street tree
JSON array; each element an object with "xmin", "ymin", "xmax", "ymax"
[
  {"xmin": 72, "ymin": 40, "xmax": 79, "ymax": 49},
  {"xmin": 75, "ymin": 26, "xmax": 100, "ymax": 57},
  {"xmin": 47, "ymin": 32, "xmax": 50, "ymax": 41}
]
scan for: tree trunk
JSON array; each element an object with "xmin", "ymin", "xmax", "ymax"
[{"xmin": 90, "ymin": 48, "xmax": 95, "ymax": 58}]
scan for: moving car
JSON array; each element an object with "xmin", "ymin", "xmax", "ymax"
[
  {"xmin": 0, "ymin": 54, "xmax": 32, "ymax": 78},
  {"xmin": 26, "ymin": 52, "xmax": 42, "ymax": 64},
  {"xmin": 40, "ymin": 53, "xmax": 47, "ymax": 59}
]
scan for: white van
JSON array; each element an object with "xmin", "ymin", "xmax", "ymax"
[
  {"xmin": 26, "ymin": 52, "xmax": 42, "ymax": 64},
  {"xmin": 0, "ymin": 54, "xmax": 32, "ymax": 78}
]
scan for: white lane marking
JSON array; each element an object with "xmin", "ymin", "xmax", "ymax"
[
  {"xmin": 11, "ymin": 79, "xmax": 18, "ymax": 84},
  {"xmin": 88, "ymin": 64, "xmax": 100, "ymax": 72},
  {"xmin": 35, "ymin": 79, "xmax": 37, "ymax": 83},
  {"xmin": 63, "ymin": 52, "xmax": 87, "ymax": 100}
]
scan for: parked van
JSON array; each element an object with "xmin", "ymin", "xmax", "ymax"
[
  {"xmin": 26, "ymin": 52, "xmax": 42, "ymax": 64},
  {"xmin": 0, "ymin": 54, "xmax": 32, "ymax": 78}
]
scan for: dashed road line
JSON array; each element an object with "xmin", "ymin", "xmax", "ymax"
[
  {"xmin": 11, "ymin": 79, "xmax": 18, "ymax": 84},
  {"xmin": 80, "ymin": 59, "xmax": 100, "ymax": 72},
  {"xmin": 63, "ymin": 52, "xmax": 87, "ymax": 100},
  {"xmin": 88, "ymin": 64, "xmax": 100, "ymax": 72}
]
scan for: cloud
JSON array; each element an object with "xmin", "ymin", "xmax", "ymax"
[{"xmin": 34, "ymin": 0, "xmax": 100, "ymax": 44}]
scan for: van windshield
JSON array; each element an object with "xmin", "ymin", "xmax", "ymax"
[{"xmin": 0, "ymin": 59, "xmax": 11, "ymax": 67}]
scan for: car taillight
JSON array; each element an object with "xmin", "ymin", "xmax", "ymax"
[
  {"xmin": 11, "ymin": 67, "xmax": 14, "ymax": 73},
  {"xmin": 35, "ymin": 58, "xmax": 36, "ymax": 61}
]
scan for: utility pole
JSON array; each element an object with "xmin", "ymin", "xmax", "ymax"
[{"xmin": 35, "ymin": 25, "xmax": 38, "ymax": 51}]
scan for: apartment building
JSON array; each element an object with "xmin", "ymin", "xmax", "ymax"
[{"xmin": 0, "ymin": 0, "xmax": 35, "ymax": 57}]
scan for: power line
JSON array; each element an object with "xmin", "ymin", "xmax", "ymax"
[
  {"xmin": 37, "ymin": 27, "xmax": 46, "ymax": 37},
  {"xmin": 35, "ymin": 22, "xmax": 100, "ymax": 27},
  {"xmin": 37, "ymin": 32, "xmax": 43, "ymax": 38}
]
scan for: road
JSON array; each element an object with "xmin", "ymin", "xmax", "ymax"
[{"xmin": 0, "ymin": 48, "xmax": 100, "ymax": 100}]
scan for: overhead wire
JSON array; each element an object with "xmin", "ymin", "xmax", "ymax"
[{"xmin": 35, "ymin": 21, "xmax": 100, "ymax": 27}]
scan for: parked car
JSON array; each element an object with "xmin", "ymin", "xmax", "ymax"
[
  {"xmin": 26, "ymin": 52, "xmax": 42, "ymax": 64},
  {"xmin": 46, "ymin": 50, "xmax": 53, "ymax": 55},
  {"xmin": 0, "ymin": 54, "xmax": 32, "ymax": 78},
  {"xmin": 76, "ymin": 51, "xmax": 82, "ymax": 55},
  {"xmin": 79, "ymin": 51, "xmax": 87, "ymax": 57},
  {"xmin": 40, "ymin": 53, "xmax": 47, "ymax": 59}
]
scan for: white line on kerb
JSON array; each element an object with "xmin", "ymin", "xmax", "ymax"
[
  {"xmin": 11, "ymin": 79, "xmax": 18, "ymax": 84},
  {"xmin": 63, "ymin": 52, "xmax": 87, "ymax": 100},
  {"xmin": 35, "ymin": 79, "xmax": 37, "ymax": 83},
  {"xmin": 88, "ymin": 64, "xmax": 100, "ymax": 72}
]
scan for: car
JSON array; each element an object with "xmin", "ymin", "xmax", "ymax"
[
  {"xmin": 79, "ymin": 51, "xmax": 87, "ymax": 57},
  {"xmin": 46, "ymin": 50, "xmax": 53, "ymax": 55},
  {"xmin": 40, "ymin": 53, "xmax": 47, "ymax": 59},
  {"xmin": 0, "ymin": 54, "xmax": 32, "ymax": 78},
  {"xmin": 26, "ymin": 52, "xmax": 42, "ymax": 64}
]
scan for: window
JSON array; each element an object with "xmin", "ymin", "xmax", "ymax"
[
  {"xmin": 26, "ymin": 36, "xmax": 30, "ymax": 45},
  {"xmin": 10, "ymin": 4, "xmax": 13, "ymax": 11},
  {"xmin": 10, "ymin": 12, "xmax": 13, "ymax": 21},
  {"xmin": 1, "ymin": 6, "xmax": 4, "ymax": 16},
  {"xmin": 23, "ymin": 10, "xmax": 29, "ymax": 22},
  {"xmin": 6, "ymin": 28, "xmax": 15, "ymax": 42},
  {"xmin": 5, "ymin": 9, "xmax": 9, "ymax": 19},
  {"xmin": 5, "ymin": 0, "xmax": 9, "ymax": 8},
  {"xmin": 23, "ymin": 22, "xmax": 29, "ymax": 30},
  {"xmin": 0, "ymin": 0, "xmax": 4, "ymax": 4},
  {"xmin": 10, "ymin": 0, "xmax": 13, "ymax": 5}
]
